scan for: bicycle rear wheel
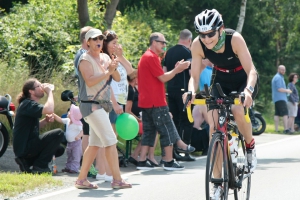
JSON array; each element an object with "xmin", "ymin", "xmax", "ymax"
[
  {"xmin": 206, "ymin": 132, "xmax": 229, "ymax": 200},
  {"xmin": 234, "ymin": 136, "xmax": 251, "ymax": 200}
]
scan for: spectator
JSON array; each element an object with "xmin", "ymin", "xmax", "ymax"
[
  {"xmin": 93, "ymin": 30, "xmax": 134, "ymax": 181},
  {"xmin": 191, "ymin": 59, "xmax": 213, "ymax": 155},
  {"xmin": 76, "ymin": 28, "xmax": 131, "ymax": 189},
  {"xmin": 125, "ymin": 70, "xmax": 159, "ymax": 166},
  {"xmin": 192, "ymin": 92, "xmax": 209, "ymax": 155},
  {"xmin": 103, "ymin": 30, "xmax": 134, "ymax": 133},
  {"xmin": 73, "ymin": 26, "xmax": 99, "ymax": 177},
  {"xmin": 74, "ymin": 26, "xmax": 93, "ymax": 78},
  {"xmin": 287, "ymin": 73, "xmax": 299, "ymax": 133},
  {"xmin": 137, "ymin": 32, "xmax": 195, "ymax": 171},
  {"xmin": 199, "ymin": 59, "xmax": 213, "ymax": 91},
  {"xmin": 53, "ymin": 104, "xmax": 83, "ymax": 173},
  {"xmin": 163, "ymin": 29, "xmax": 195, "ymax": 162},
  {"xmin": 295, "ymin": 104, "xmax": 300, "ymax": 131},
  {"xmin": 13, "ymin": 78, "xmax": 65, "ymax": 174},
  {"xmin": 271, "ymin": 65, "xmax": 292, "ymax": 133}
]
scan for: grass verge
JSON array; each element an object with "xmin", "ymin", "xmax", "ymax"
[{"xmin": 0, "ymin": 172, "xmax": 62, "ymax": 199}]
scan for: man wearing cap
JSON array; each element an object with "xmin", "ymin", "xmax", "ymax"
[{"xmin": 137, "ymin": 32, "xmax": 195, "ymax": 171}]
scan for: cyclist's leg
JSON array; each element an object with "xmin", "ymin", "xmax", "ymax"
[
  {"xmin": 232, "ymin": 105, "xmax": 257, "ymax": 173},
  {"xmin": 231, "ymin": 106, "xmax": 253, "ymax": 144},
  {"xmin": 225, "ymin": 72, "xmax": 258, "ymax": 144}
]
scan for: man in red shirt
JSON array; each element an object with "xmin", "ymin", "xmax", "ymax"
[{"xmin": 137, "ymin": 32, "xmax": 195, "ymax": 171}]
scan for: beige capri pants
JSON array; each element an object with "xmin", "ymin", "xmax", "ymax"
[{"xmin": 84, "ymin": 108, "xmax": 117, "ymax": 148}]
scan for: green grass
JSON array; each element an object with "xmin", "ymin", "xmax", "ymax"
[
  {"xmin": 264, "ymin": 117, "xmax": 300, "ymax": 134},
  {"xmin": 0, "ymin": 172, "xmax": 62, "ymax": 199}
]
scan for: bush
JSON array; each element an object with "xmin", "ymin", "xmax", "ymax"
[
  {"xmin": 0, "ymin": 1, "xmax": 185, "ymax": 139},
  {"xmin": 112, "ymin": 6, "xmax": 180, "ymax": 67},
  {"xmin": 0, "ymin": 0, "xmax": 79, "ymax": 80}
]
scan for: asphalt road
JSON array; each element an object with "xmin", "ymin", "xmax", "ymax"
[{"xmin": 1, "ymin": 133, "xmax": 299, "ymax": 200}]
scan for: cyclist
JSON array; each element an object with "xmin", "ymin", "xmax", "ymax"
[{"xmin": 183, "ymin": 9, "xmax": 258, "ymax": 198}]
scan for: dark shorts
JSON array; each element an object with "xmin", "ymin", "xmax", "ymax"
[
  {"xmin": 275, "ymin": 100, "xmax": 288, "ymax": 116},
  {"xmin": 141, "ymin": 106, "xmax": 180, "ymax": 148},
  {"xmin": 208, "ymin": 71, "xmax": 259, "ymax": 110},
  {"xmin": 80, "ymin": 118, "xmax": 89, "ymax": 135}
]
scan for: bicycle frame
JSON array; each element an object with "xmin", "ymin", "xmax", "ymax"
[{"xmin": 185, "ymin": 83, "xmax": 251, "ymax": 200}]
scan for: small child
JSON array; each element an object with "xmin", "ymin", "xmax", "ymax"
[{"xmin": 53, "ymin": 104, "xmax": 83, "ymax": 173}]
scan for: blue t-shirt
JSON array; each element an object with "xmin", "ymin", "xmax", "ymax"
[
  {"xmin": 199, "ymin": 66, "xmax": 213, "ymax": 91},
  {"xmin": 271, "ymin": 73, "xmax": 287, "ymax": 103}
]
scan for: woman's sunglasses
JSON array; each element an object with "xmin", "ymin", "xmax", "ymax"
[
  {"xmin": 92, "ymin": 35, "xmax": 106, "ymax": 41},
  {"xmin": 199, "ymin": 30, "xmax": 217, "ymax": 39}
]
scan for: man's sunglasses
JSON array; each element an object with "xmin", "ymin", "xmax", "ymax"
[
  {"xmin": 199, "ymin": 30, "xmax": 217, "ymax": 39},
  {"xmin": 92, "ymin": 35, "xmax": 106, "ymax": 41},
  {"xmin": 155, "ymin": 40, "xmax": 167, "ymax": 45}
]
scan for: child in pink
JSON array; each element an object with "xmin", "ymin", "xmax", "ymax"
[{"xmin": 54, "ymin": 104, "xmax": 83, "ymax": 173}]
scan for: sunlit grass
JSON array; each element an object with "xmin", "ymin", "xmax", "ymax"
[{"xmin": 0, "ymin": 172, "xmax": 62, "ymax": 199}]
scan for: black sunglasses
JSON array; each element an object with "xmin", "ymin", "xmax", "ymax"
[
  {"xmin": 199, "ymin": 30, "xmax": 217, "ymax": 39},
  {"xmin": 155, "ymin": 40, "xmax": 167, "ymax": 45},
  {"xmin": 92, "ymin": 35, "xmax": 106, "ymax": 41}
]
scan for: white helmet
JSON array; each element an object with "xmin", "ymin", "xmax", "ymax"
[{"xmin": 194, "ymin": 9, "xmax": 223, "ymax": 33}]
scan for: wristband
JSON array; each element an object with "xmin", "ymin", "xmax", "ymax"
[{"xmin": 245, "ymin": 85, "xmax": 254, "ymax": 94}]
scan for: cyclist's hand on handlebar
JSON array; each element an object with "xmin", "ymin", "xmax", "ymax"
[{"xmin": 242, "ymin": 89, "xmax": 253, "ymax": 108}]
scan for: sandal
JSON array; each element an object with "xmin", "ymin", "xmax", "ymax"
[
  {"xmin": 75, "ymin": 178, "xmax": 98, "ymax": 189},
  {"xmin": 111, "ymin": 179, "xmax": 132, "ymax": 189}
]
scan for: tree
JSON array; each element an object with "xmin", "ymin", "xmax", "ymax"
[
  {"xmin": 236, "ymin": 0, "xmax": 247, "ymax": 33},
  {"xmin": 104, "ymin": 0, "xmax": 119, "ymax": 29},
  {"xmin": 77, "ymin": 0, "xmax": 89, "ymax": 27}
]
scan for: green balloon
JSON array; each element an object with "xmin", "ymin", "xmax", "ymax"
[{"xmin": 116, "ymin": 113, "xmax": 139, "ymax": 140}]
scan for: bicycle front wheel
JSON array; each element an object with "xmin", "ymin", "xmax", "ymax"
[
  {"xmin": 205, "ymin": 132, "xmax": 229, "ymax": 200},
  {"xmin": 234, "ymin": 140, "xmax": 251, "ymax": 200}
]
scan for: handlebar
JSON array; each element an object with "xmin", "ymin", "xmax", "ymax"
[{"xmin": 185, "ymin": 83, "xmax": 250, "ymax": 123}]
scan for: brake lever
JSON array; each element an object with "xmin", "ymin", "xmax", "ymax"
[
  {"xmin": 240, "ymin": 92, "xmax": 251, "ymax": 123},
  {"xmin": 240, "ymin": 92, "xmax": 247, "ymax": 115},
  {"xmin": 183, "ymin": 91, "xmax": 192, "ymax": 112}
]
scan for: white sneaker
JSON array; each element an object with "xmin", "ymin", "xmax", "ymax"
[
  {"xmin": 104, "ymin": 175, "xmax": 128, "ymax": 182},
  {"xmin": 210, "ymin": 184, "xmax": 223, "ymax": 200},
  {"xmin": 244, "ymin": 147, "xmax": 257, "ymax": 173},
  {"xmin": 95, "ymin": 173, "xmax": 106, "ymax": 180},
  {"xmin": 104, "ymin": 175, "xmax": 113, "ymax": 182}
]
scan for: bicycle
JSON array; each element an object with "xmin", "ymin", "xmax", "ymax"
[{"xmin": 184, "ymin": 83, "xmax": 252, "ymax": 200}]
